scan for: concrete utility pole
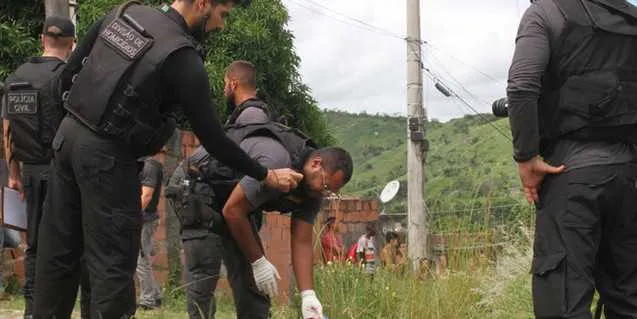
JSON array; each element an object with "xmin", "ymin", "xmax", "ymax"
[
  {"xmin": 44, "ymin": 0, "xmax": 70, "ymax": 19},
  {"xmin": 69, "ymin": 0, "xmax": 79, "ymax": 28},
  {"xmin": 406, "ymin": 0, "xmax": 429, "ymax": 271}
]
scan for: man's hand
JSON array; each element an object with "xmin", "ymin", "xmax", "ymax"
[
  {"xmin": 301, "ymin": 290, "xmax": 323, "ymax": 319},
  {"xmin": 251, "ymin": 256, "xmax": 281, "ymax": 298},
  {"xmin": 265, "ymin": 168, "xmax": 303, "ymax": 193},
  {"xmin": 517, "ymin": 156, "xmax": 564, "ymax": 204},
  {"xmin": 7, "ymin": 177, "xmax": 24, "ymax": 201}
]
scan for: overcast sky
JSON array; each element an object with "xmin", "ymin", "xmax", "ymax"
[{"xmin": 280, "ymin": 0, "xmax": 531, "ymax": 121}]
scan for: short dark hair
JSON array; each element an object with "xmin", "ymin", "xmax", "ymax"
[
  {"xmin": 385, "ymin": 231, "xmax": 398, "ymax": 242},
  {"xmin": 366, "ymin": 222, "xmax": 377, "ymax": 234},
  {"xmin": 225, "ymin": 60, "xmax": 257, "ymax": 89},
  {"xmin": 311, "ymin": 147, "xmax": 353, "ymax": 184}
]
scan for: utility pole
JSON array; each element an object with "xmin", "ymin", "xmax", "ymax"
[
  {"xmin": 44, "ymin": 0, "xmax": 70, "ymax": 19},
  {"xmin": 406, "ymin": 0, "xmax": 429, "ymax": 271},
  {"xmin": 69, "ymin": 0, "xmax": 79, "ymax": 29}
]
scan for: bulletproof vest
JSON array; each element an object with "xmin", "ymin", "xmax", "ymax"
[
  {"xmin": 538, "ymin": 0, "xmax": 637, "ymax": 147},
  {"xmin": 225, "ymin": 98, "xmax": 272, "ymax": 126},
  {"xmin": 65, "ymin": 2, "xmax": 195, "ymax": 157},
  {"xmin": 4, "ymin": 58, "xmax": 65, "ymax": 164},
  {"xmin": 201, "ymin": 122, "xmax": 317, "ymax": 212}
]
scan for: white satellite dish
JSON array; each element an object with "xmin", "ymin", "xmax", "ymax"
[{"xmin": 379, "ymin": 180, "xmax": 400, "ymax": 204}]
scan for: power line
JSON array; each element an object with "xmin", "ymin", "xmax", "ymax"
[
  {"xmin": 406, "ymin": 43, "xmax": 512, "ymax": 141},
  {"xmin": 426, "ymin": 52, "xmax": 500, "ymax": 108},
  {"xmin": 285, "ymin": 0, "xmax": 504, "ymax": 85},
  {"xmin": 303, "ymin": 0, "xmax": 405, "ymax": 40},
  {"xmin": 285, "ymin": 0, "xmax": 405, "ymax": 41},
  {"xmin": 424, "ymin": 43, "xmax": 505, "ymax": 85},
  {"xmin": 422, "ymin": 67, "xmax": 512, "ymax": 141}
]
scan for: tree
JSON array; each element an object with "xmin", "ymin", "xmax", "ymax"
[{"xmin": 0, "ymin": 1, "xmax": 44, "ymax": 78}]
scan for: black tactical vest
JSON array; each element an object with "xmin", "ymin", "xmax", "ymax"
[
  {"xmin": 225, "ymin": 98, "xmax": 272, "ymax": 126},
  {"xmin": 201, "ymin": 122, "xmax": 317, "ymax": 212},
  {"xmin": 4, "ymin": 58, "xmax": 65, "ymax": 164},
  {"xmin": 66, "ymin": 3, "xmax": 195, "ymax": 157},
  {"xmin": 538, "ymin": 0, "xmax": 637, "ymax": 146}
]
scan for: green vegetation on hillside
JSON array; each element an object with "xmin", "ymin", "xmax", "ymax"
[{"xmin": 325, "ymin": 110, "xmax": 531, "ymax": 231}]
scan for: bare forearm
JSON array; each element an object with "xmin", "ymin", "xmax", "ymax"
[
  {"xmin": 141, "ymin": 195, "xmax": 151, "ymax": 211},
  {"xmin": 226, "ymin": 215, "xmax": 263, "ymax": 263},
  {"xmin": 3, "ymin": 119, "xmax": 11, "ymax": 163},
  {"xmin": 292, "ymin": 240, "xmax": 314, "ymax": 291},
  {"xmin": 9, "ymin": 160, "xmax": 20, "ymax": 180}
]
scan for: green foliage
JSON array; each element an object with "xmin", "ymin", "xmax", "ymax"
[{"xmin": 0, "ymin": 1, "xmax": 44, "ymax": 78}]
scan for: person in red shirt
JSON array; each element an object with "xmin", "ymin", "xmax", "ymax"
[{"xmin": 321, "ymin": 217, "xmax": 344, "ymax": 263}]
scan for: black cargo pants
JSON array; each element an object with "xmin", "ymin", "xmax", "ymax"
[
  {"xmin": 22, "ymin": 164, "xmax": 91, "ymax": 319},
  {"xmin": 33, "ymin": 116, "xmax": 142, "ymax": 319},
  {"xmin": 181, "ymin": 221, "xmax": 270, "ymax": 319},
  {"xmin": 220, "ymin": 231, "xmax": 271, "ymax": 319},
  {"xmin": 532, "ymin": 163, "xmax": 637, "ymax": 318},
  {"xmin": 182, "ymin": 230, "xmax": 223, "ymax": 319}
]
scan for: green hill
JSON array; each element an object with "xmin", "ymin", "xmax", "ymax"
[{"xmin": 324, "ymin": 110, "xmax": 530, "ymax": 231}]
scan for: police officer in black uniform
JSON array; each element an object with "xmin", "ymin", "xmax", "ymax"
[
  {"xmin": 223, "ymin": 60, "xmax": 272, "ymax": 125},
  {"xmin": 507, "ymin": 0, "xmax": 637, "ymax": 317},
  {"xmin": 170, "ymin": 59, "xmax": 271, "ymax": 319},
  {"xmin": 2, "ymin": 17, "xmax": 91, "ymax": 319},
  {"xmin": 168, "ymin": 120, "xmax": 353, "ymax": 319},
  {"xmin": 33, "ymin": 1, "xmax": 303, "ymax": 318}
]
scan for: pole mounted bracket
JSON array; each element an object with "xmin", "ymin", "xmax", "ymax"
[{"xmin": 408, "ymin": 117, "xmax": 427, "ymax": 143}]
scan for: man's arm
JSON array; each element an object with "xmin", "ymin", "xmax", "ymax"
[
  {"xmin": 223, "ymin": 185, "xmax": 264, "ymax": 262},
  {"xmin": 163, "ymin": 51, "xmax": 268, "ymax": 181},
  {"xmin": 139, "ymin": 161, "xmax": 160, "ymax": 211},
  {"xmin": 291, "ymin": 218, "xmax": 314, "ymax": 291},
  {"xmin": 141, "ymin": 186, "xmax": 154, "ymax": 211},
  {"xmin": 507, "ymin": 3, "xmax": 565, "ymax": 203},
  {"xmin": 3, "ymin": 119, "xmax": 10, "ymax": 164},
  {"xmin": 507, "ymin": 3, "xmax": 552, "ymax": 161},
  {"xmin": 2, "ymin": 96, "xmax": 22, "ymax": 194}
]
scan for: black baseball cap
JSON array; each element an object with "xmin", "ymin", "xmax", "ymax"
[{"xmin": 42, "ymin": 16, "xmax": 75, "ymax": 38}]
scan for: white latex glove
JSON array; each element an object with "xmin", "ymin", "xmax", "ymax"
[
  {"xmin": 301, "ymin": 290, "xmax": 323, "ymax": 319},
  {"xmin": 251, "ymin": 256, "xmax": 281, "ymax": 297}
]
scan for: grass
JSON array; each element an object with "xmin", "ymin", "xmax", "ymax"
[
  {"xmin": 313, "ymin": 263, "xmax": 483, "ymax": 319},
  {"xmin": 0, "ymin": 291, "xmax": 296, "ymax": 319},
  {"xmin": 0, "ymin": 230, "xmax": 543, "ymax": 319}
]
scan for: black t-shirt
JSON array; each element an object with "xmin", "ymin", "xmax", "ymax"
[
  {"xmin": 140, "ymin": 158, "xmax": 163, "ymax": 221},
  {"xmin": 60, "ymin": 5, "xmax": 268, "ymax": 181}
]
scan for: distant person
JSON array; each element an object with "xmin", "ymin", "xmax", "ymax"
[
  {"xmin": 321, "ymin": 217, "xmax": 344, "ymax": 263},
  {"xmin": 396, "ymin": 242, "xmax": 408, "ymax": 272},
  {"xmin": 380, "ymin": 231, "xmax": 399, "ymax": 271},
  {"xmin": 356, "ymin": 223, "xmax": 377, "ymax": 274},
  {"xmin": 2, "ymin": 16, "xmax": 89, "ymax": 318},
  {"xmin": 136, "ymin": 152, "xmax": 164, "ymax": 310}
]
